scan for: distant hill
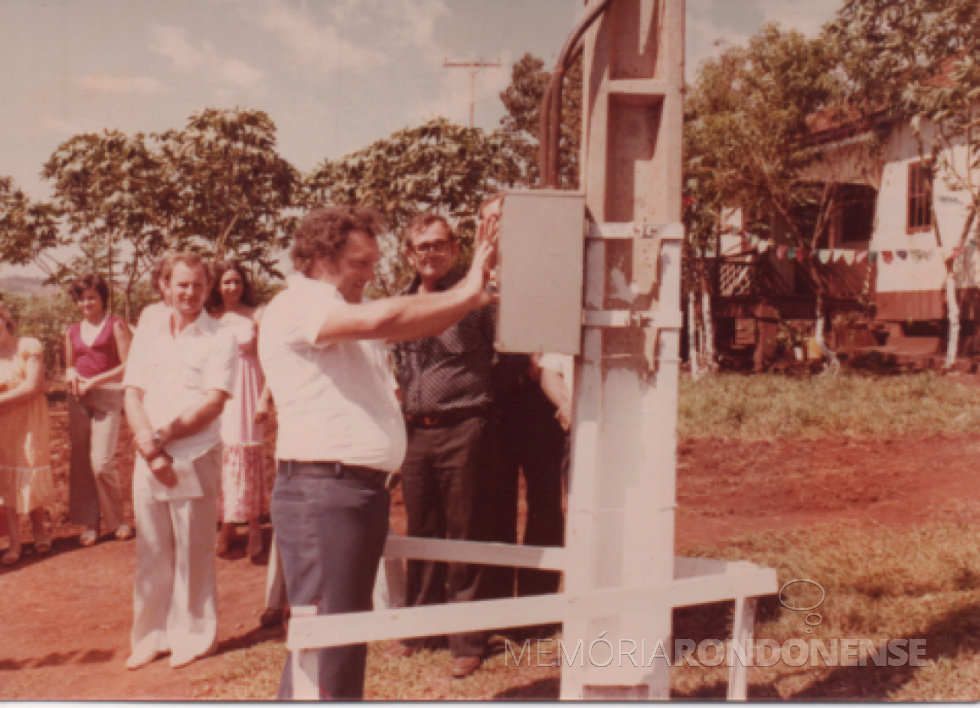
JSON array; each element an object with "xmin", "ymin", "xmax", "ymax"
[{"xmin": 0, "ymin": 276, "xmax": 60, "ymax": 296}]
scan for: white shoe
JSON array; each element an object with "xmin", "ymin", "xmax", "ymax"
[
  {"xmin": 79, "ymin": 529, "xmax": 98, "ymax": 547},
  {"xmin": 126, "ymin": 650, "xmax": 164, "ymax": 670},
  {"xmin": 115, "ymin": 524, "xmax": 134, "ymax": 541}
]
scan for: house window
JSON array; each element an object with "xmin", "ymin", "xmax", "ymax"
[
  {"xmin": 907, "ymin": 161, "xmax": 933, "ymax": 234},
  {"xmin": 840, "ymin": 184, "xmax": 877, "ymax": 244}
]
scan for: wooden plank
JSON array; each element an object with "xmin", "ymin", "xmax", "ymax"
[
  {"xmin": 290, "ymin": 606, "xmax": 320, "ymax": 701},
  {"xmin": 728, "ymin": 597, "xmax": 758, "ymax": 701},
  {"xmin": 286, "ymin": 568, "xmax": 778, "ymax": 651},
  {"xmin": 382, "ymin": 536, "xmax": 566, "ymax": 570}
]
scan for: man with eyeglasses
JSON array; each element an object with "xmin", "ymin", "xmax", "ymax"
[{"xmin": 387, "ymin": 211, "xmax": 510, "ymax": 678}]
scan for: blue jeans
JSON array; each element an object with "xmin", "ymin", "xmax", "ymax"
[{"xmin": 271, "ymin": 461, "xmax": 390, "ymax": 700}]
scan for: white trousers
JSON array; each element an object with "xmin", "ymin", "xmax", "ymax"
[{"xmin": 131, "ymin": 446, "xmax": 222, "ymax": 667}]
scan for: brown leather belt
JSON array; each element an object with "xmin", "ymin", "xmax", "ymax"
[
  {"xmin": 403, "ymin": 407, "xmax": 490, "ymax": 428},
  {"xmin": 278, "ymin": 460, "xmax": 400, "ymax": 490}
]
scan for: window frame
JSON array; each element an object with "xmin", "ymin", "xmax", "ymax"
[{"xmin": 907, "ymin": 161, "xmax": 933, "ymax": 235}]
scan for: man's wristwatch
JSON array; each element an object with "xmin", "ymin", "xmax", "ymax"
[{"xmin": 152, "ymin": 429, "xmax": 165, "ymax": 450}]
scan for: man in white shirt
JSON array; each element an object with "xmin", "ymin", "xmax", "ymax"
[
  {"xmin": 123, "ymin": 252, "xmax": 237, "ymax": 670},
  {"xmin": 259, "ymin": 205, "xmax": 495, "ymax": 700}
]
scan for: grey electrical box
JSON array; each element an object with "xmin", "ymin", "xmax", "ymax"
[{"xmin": 495, "ymin": 189, "xmax": 585, "ymax": 355}]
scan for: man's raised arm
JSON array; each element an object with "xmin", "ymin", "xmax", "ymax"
[{"xmin": 316, "ymin": 240, "xmax": 497, "ymax": 344}]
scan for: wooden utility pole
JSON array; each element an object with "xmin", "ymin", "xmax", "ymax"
[{"xmin": 443, "ymin": 58, "xmax": 502, "ymax": 128}]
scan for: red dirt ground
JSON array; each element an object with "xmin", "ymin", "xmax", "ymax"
[{"xmin": 2, "ymin": 401, "xmax": 979, "ymax": 700}]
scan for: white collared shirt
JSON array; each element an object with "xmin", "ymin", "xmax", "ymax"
[
  {"xmin": 124, "ymin": 309, "xmax": 237, "ymax": 461},
  {"xmin": 258, "ymin": 274, "xmax": 406, "ymax": 472}
]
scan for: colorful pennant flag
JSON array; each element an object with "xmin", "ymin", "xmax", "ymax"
[
  {"xmin": 897, "ymin": 250, "xmax": 908, "ymax": 260},
  {"xmin": 796, "ymin": 246, "xmax": 807, "ymax": 262},
  {"xmin": 882, "ymin": 251, "xmax": 894, "ymax": 264},
  {"xmin": 843, "ymin": 251, "xmax": 855, "ymax": 265},
  {"xmin": 856, "ymin": 252, "xmax": 868, "ymax": 263},
  {"xmin": 778, "ymin": 245, "xmax": 789, "ymax": 260},
  {"xmin": 788, "ymin": 246, "xmax": 797, "ymax": 260},
  {"xmin": 869, "ymin": 252, "xmax": 879, "ymax": 264},
  {"xmin": 758, "ymin": 240, "xmax": 770, "ymax": 253},
  {"xmin": 818, "ymin": 250, "xmax": 831, "ymax": 264}
]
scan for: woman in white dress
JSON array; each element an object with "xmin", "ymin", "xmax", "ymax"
[{"xmin": 207, "ymin": 261, "xmax": 271, "ymax": 559}]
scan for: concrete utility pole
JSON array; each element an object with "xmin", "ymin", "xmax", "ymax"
[{"xmin": 443, "ymin": 58, "xmax": 502, "ymax": 128}]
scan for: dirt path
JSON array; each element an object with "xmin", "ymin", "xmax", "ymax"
[{"xmin": 2, "ymin": 401, "xmax": 979, "ymax": 699}]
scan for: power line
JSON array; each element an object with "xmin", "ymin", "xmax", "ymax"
[{"xmin": 443, "ymin": 58, "xmax": 503, "ymax": 128}]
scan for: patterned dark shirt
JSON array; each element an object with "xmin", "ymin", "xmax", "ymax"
[{"xmin": 393, "ymin": 271, "xmax": 527, "ymax": 416}]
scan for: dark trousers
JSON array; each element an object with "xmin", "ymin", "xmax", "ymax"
[
  {"xmin": 271, "ymin": 461, "xmax": 390, "ymax": 701},
  {"xmin": 401, "ymin": 415, "xmax": 494, "ymax": 658},
  {"xmin": 491, "ymin": 382, "xmax": 566, "ymax": 598}
]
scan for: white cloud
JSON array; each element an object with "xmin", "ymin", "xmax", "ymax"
[
  {"xmin": 77, "ymin": 74, "xmax": 167, "ymax": 96},
  {"xmin": 41, "ymin": 114, "xmax": 94, "ymax": 135},
  {"xmin": 247, "ymin": 0, "xmax": 387, "ymax": 74},
  {"xmin": 686, "ymin": 10, "xmax": 751, "ymax": 75},
  {"xmin": 149, "ymin": 25, "xmax": 265, "ymax": 91}
]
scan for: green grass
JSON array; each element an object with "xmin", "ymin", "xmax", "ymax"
[
  {"xmin": 673, "ymin": 522, "xmax": 980, "ymax": 700},
  {"xmin": 678, "ymin": 372, "xmax": 980, "ymax": 440}
]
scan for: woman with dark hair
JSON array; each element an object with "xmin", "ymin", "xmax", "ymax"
[
  {"xmin": 65, "ymin": 274, "xmax": 133, "ymax": 547},
  {"xmin": 0, "ymin": 305, "xmax": 55, "ymax": 565},
  {"xmin": 207, "ymin": 260, "xmax": 271, "ymax": 558}
]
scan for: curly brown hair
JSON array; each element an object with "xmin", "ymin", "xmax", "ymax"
[{"xmin": 290, "ymin": 206, "xmax": 387, "ymax": 277}]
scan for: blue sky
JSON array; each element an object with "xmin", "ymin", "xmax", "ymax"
[{"xmin": 0, "ymin": 0, "xmax": 842, "ymax": 274}]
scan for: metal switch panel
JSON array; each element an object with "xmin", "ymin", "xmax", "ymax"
[{"xmin": 495, "ymin": 189, "xmax": 585, "ymax": 355}]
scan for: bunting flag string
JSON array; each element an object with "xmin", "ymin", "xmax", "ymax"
[{"xmin": 738, "ymin": 233, "xmax": 980, "ymax": 265}]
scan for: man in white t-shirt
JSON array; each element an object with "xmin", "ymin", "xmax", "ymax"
[
  {"xmin": 258, "ymin": 206, "xmax": 496, "ymax": 700},
  {"xmin": 123, "ymin": 252, "xmax": 237, "ymax": 670}
]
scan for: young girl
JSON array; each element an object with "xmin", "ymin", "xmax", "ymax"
[{"xmin": 65, "ymin": 274, "xmax": 133, "ymax": 547}]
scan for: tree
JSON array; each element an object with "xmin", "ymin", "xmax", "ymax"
[
  {"xmin": 42, "ymin": 131, "xmax": 167, "ymax": 314},
  {"xmin": 499, "ymin": 52, "xmax": 582, "ymax": 188},
  {"xmin": 157, "ymin": 108, "xmax": 302, "ymax": 273},
  {"xmin": 684, "ymin": 25, "xmax": 846, "ymax": 252},
  {"xmin": 307, "ymin": 118, "xmax": 520, "ymax": 293},
  {"xmin": 0, "ymin": 176, "xmax": 66, "ymax": 280},
  {"xmin": 36, "ymin": 109, "xmax": 301, "ymax": 315}
]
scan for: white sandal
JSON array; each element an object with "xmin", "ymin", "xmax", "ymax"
[{"xmin": 79, "ymin": 529, "xmax": 98, "ymax": 547}]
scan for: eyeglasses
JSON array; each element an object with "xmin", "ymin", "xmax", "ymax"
[{"xmin": 411, "ymin": 242, "xmax": 452, "ymax": 256}]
